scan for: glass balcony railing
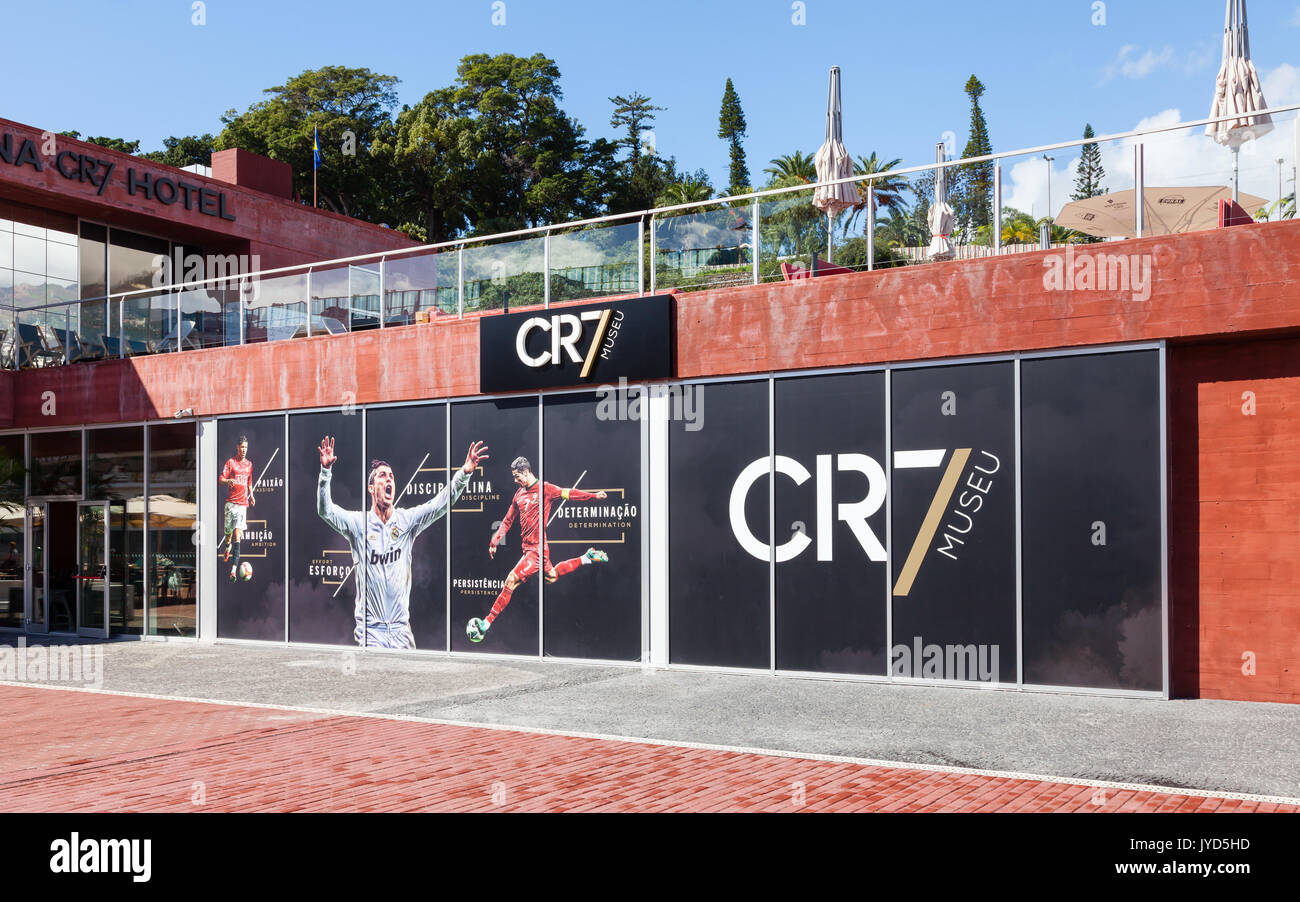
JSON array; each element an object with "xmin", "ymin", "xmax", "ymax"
[{"xmin": 4, "ymin": 103, "xmax": 1296, "ymax": 369}]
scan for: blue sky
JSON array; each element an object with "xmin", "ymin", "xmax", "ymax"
[{"xmin": 5, "ymin": 0, "xmax": 1299, "ymax": 214}]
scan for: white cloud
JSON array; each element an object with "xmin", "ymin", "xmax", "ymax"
[
  {"xmin": 1099, "ymin": 45, "xmax": 1176, "ymax": 84},
  {"xmin": 1290, "ymin": 6, "xmax": 1300, "ymax": 26},
  {"xmin": 1002, "ymin": 65, "xmax": 1298, "ymax": 222}
]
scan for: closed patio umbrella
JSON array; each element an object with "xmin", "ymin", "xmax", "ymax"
[
  {"xmin": 1206, "ymin": 0, "xmax": 1273, "ymax": 201},
  {"xmin": 813, "ymin": 67, "xmax": 857, "ymax": 263},
  {"xmin": 928, "ymin": 143, "xmax": 955, "ymax": 261}
]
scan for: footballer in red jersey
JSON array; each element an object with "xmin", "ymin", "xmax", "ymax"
[
  {"xmin": 467, "ymin": 456, "xmax": 608, "ymax": 642},
  {"xmin": 218, "ymin": 436, "xmax": 256, "ymax": 581}
]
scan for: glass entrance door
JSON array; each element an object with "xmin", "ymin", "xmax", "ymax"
[
  {"xmin": 22, "ymin": 503, "xmax": 47, "ymax": 634},
  {"xmin": 77, "ymin": 502, "xmax": 109, "ymax": 638}
]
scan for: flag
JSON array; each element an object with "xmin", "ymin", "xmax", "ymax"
[{"xmin": 313, "ymin": 126, "xmax": 322, "ymax": 170}]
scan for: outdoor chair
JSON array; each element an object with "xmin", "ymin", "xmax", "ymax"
[
  {"xmin": 779, "ymin": 253, "xmax": 856, "ymax": 281},
  {"xmin": 149, "ymin": 319, "xmax": 196, "ymax": 353},
  {"xmin": 15, "ymin": 323, "xmax": 62, "ymax": 367}
]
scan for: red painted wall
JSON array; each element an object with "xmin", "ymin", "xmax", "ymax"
[
  {"xmin": 6, "ymin": 218, "xmax": 1300, "ymax": 426},
  {"xmin": 5, "ymin": 217, "xmax": 1300, "ymax": 703},
  {"xmin": 1169, "ymin": 336, "xmax": 1300, "ymax": 703}
]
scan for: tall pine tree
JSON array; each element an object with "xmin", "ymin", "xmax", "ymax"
[
  {"xmin": 609, "ymin": 92, "xmax": 664, "ymax": 164},
  {"xmin": 717, "ymin": 78, "xmax": 750, "ymax": 194},
  {"xmin": 954, "ymin": 75, "xmax": 994, "ymax": 234},
  {"xmin": 1073, "ymin": 123, "xmax": 1105, "ymax": 199}
]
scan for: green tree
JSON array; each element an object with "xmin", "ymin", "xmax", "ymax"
[
  {"xmin": 140, "ymin": 135, "xmax": 217, "ymax": 169},
  {"xmin": 374, "ymin": 90, "xmax": 475, "ymax": 243},
  {"xmin": 452, "ymin": 53, "xmax": 616, "ymax": 234},
  {"xmin": 845, "ymin": 152, "xmax": 909, "ymax": 233},
  {"xmin": 1073, "ymin": 124, "xmax": 1105, "ymax": 200},
  {"xmin": 59, "ymin": 132, "xmax": 141, "ymax": 154},
  {"xmin": 953, "ymin": 75, "xmax": 994, "ymax": 234},
  {"xmin": 656, "ymin": 171, "xmax": 714, "ymax": 208},
  {"xmin": 608, "ymin": 92, "xmax": 664, "ymax": 164},
  {"xmin": 217, "ymin": 65, "xmax": 401, "ymax": 219},
  {"xmin": 764, "ymin": 151, "xmax": 817, "ymax": 185},
  {"xmin": 717, "ymin": 78, "xmax": 749, "ymax": 194}
]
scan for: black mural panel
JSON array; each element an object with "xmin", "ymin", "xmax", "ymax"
[
  {"xmin": 288, "ymin": 411, "xmax": 363, "ymax": 646},
  {"xmin": 216, "ymin": 415, "xmax": 286, "ymax": 641},
  {"xmin": 891, "ymin": 363, "xmax": 1016, "ymax": 683},
  {"xmin": 450, "ymin": 398, "xmax": 540, "ymax": 655},
  {"xmin": 1021, "ymin": 351, "xmax": 1163, "ymax": 691},
  {"xmin": 773, "ymin": 372, "xmax": 889, "ymax": 674},
  {"xmin": 364, "ymin": 404, "xmax": 449, "ymax": 650},
  {"xmin": 542, "ymin": 392, "xmax": 642, "ymax": 661},
  {"xmin": 669, "ymin": 380, "xmax": 770, "ymax": 669}
]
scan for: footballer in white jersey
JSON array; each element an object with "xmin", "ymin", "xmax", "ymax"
[{"xmin": 316, "ymin": 436, "xmax": 489, "ymax": 648}]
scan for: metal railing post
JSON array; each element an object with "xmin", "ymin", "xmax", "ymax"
[
  {"xmin": 378, "ymin": 255, "xmax": 386, "ymax": 328},
  {"xmin": 866, "ymin": 186, "xmax": 876, "ymax": 271},
  {"xmin": 751, "ymin": 200, "xmax": 760, "ymax": 285},
  {"xmin": 306, "ymin": 267, "xmax": 313, "ymax": 337},
  {"xmin": 543, "ymin": 231, "xmax": 551, "ymax": 309},
  {"xmin": 457, "ymin": 245, "xmax": 465, "ymax": 318},
  {"xmin": 238, "ymin": 282, "xmax": 246, "ymax": 346},
  {"xmin": 637, "ymin": 217, "xmax": 645, "ymax": 296},
  {"xmin": 649, "ymin": 216, "xmax": 657, "ymax": 295},
  {"xmin": 993, "ymin": 163, "xmax": 1003, "ymax": 256},
  {"xmin": 1134, "ymin": 143, "xmax": 1145, "ymax": 238},
  {"xmin": 117, "ymin": 298, "xmax": 124, "ymax": 357}
]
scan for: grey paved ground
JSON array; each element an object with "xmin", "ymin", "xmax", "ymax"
[{"xmin": 5, "ymin": 636, "xmax": 1299, "ymax": 798}]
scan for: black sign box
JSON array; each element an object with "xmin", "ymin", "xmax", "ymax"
[{"xmin": 479, "ymin": 295, "xmax": 674, "ymax": 393}]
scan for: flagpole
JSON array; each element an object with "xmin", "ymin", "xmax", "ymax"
[{"xmin": 313, "ymin": 166, "xmax": 317, "ymax": 208}]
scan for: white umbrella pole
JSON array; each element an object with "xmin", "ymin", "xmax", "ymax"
[
  {"xmin": 1232, "ymin": 145, "xmax": 1240, "ymax": 203},
  {"xmin": 826, "ymin": 212, "xmax": 833, "ymax": 263}
]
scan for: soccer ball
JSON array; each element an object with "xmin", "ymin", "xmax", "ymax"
[
  {"xmin": 239, "ymin": 561, "xmax": 253, "ymax": 581},
  {"xmin": 466, "ymin": 617, "xmax": 486, "ymax": 643}
]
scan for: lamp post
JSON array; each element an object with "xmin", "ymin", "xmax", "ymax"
[
  {"xmin": 1279, "ymin": 158, "xmax": 1286, "ymax": 219},
  {"xmin": 1042, "ymin": 154, "xmax": 1055, "ymax": 247}
]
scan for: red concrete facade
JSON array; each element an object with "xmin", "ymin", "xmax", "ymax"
[
  {"xmin": 211, "ymin": 148, "xmax": 293, "ymax": 200},
  {"xmin": 2, "ymin": 205, "xmax": 1299, "ymax": 703},
  {"xmin": 1169, "ymin": 336, "xmax": 1300, "ymax": 704}
]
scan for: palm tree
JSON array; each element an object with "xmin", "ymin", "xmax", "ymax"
[
  {"xmin": 656, "ymin": 177, "xmax": 715, "ymax": 208},
  {"xmin": 764, "ymin": 151, "xmax": 817, "ymax": 185},
  {"xmin": 845, "ymin": 152, "xmax": 909, "ymax": 233}
]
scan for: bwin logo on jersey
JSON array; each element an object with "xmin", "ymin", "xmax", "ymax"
[{"xmin": 370, "ymin": 547, "xmax": 403, "ymax": 566}]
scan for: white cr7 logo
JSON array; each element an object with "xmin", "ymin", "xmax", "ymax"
[
  {"xmin": 516, "ymin": 311, "xmax": 605, "ymax": 368},
  {"xmin": 729, "ymin": 454, "xmax": 887, "ymax": 563}
]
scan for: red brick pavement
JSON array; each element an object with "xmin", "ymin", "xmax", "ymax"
[{"xmin": 0, "ymin": 685, "xmax": 1293, "ymax": 813}]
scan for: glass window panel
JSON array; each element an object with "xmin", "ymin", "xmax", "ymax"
[
  {"xmin": 46, "ymin": 243, "xmax": 78, "ymax": 289},
  {"xmin": 0, "ymin": 267, "xmax": 12, "ymax": 307},
  {"xmin": 89, "ymin": 427, "xmax": 145, "ymax": 636},
  {"xmin": 0, "ymin": 233, "xmax": 11, "ymax": 270},
  {"xmin": 80, "ymin": 223, "xmax": 107, "ymax": 300},
  {"xmin": 13, "ymin": 270, "xmax": 46, "ymax": 309},
  {"xmin": 461, "ymin": 237, "xmax": 544, "ymax": 313},
  {"xmin": 654, "ymin": 206, "xmax": 753, "ymax": 293},
  {"xmin": 382, "ymin": 252, "xmax": 457, "ymax": 320},
  {"xmin": 0, "ymin": 434, "xmax": 23, "ymax": 628},
  {"xmin": 148, "ymin": 423, "xmax": 196, "ymax": 637},
  {"xmin": 12, "ymin": 221, "xmax": 44, "ymax": 239},
  {"xmin": 13, "ymin": 234, "xmax": 44, "ymax": 275},
  {"xmin": 244, "ymin": 272, "xmax": 307, "ymax": 343},
  {"xmin": 30, "ymin": 431, "xmax": 81, "ymax": 496},
  {"xmin": 109, "ymin": 229, "xmax": 168, "ymax": 295},
  {"xmin": 47, "ymin": 224, "xmax": 78, "ymax": 247},
  {"xmin": 549, "ymin": 222, "xmax": 640, "ymax": 304}
]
